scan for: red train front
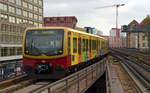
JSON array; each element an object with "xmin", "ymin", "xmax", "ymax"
[{"xmin": 22, "ymin": 27, "xmax": 71, "ymax": 79}]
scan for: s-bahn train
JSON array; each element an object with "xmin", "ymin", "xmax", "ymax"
[{"xmin": 22, "ymin": 27, "xmax": 108, "ymax": 79}]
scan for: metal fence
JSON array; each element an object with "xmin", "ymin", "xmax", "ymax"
[
  {"xmin": 32, "ymin": 58, "xmax": 107, "ymax": 93},
  {"xmin": 0, "ymin": 59, "xmax": 25, "ymax": 81}
]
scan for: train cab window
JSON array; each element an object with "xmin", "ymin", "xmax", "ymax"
[
  {"xmin": 83, "ymin": 39, "xmax": 86, "ymax": 52},
  {"xmin": 73, "ymin": 38, "xmax": 77, "ymax": 53},
  {"xmin": 86, "ymin": 39, "xmax": 88, "ymax": 52},
  {"xmin": 78, "ymin": 38, "xmax": 81, "ymax": 54},
  {"xmin": 25, "ymin": 29, "xmax": 64, "ymax": 56}
]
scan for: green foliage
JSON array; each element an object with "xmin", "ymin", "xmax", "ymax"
[
  {"xmin": 143, "ymin": 15, "xmax": 150, "ymax": 25},
  {"xmin": 144, "ymin": 32, "xmax": 149, "ymax": 37}
]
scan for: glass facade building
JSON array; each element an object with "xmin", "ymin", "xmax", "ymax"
[{"xmin": 0, "ymin": 0, "xmax": 43, "ymax": 57}]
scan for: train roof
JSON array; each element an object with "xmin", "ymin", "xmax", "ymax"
[{"xmin": 25, "ymin": 27, "xmax": 105, "ymax": 39}]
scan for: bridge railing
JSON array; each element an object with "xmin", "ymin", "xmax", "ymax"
[
  {"xmin": 0, "ymin": 56, "xmax": 24, "ymax": 81},
  {"xmin": 32, "ymin": 58, "xmax": 107, "ymax": 93}
]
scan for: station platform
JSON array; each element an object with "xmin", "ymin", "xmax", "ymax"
[{"xmin": 106, "ymin": 62, "xmax": 124, "ymax": 93}]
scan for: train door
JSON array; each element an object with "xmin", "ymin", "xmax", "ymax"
[
  {"xmin": 71, "ymin": 32, "xmax": 78, "ymax": 66},
  {"xmin": 92, "ymin": 37, "xmax": 97, "ymax": 58},
  {"xmin": 85, "ymin": 35, "xmax": 89, "ymax": 61},
  {"xmin": 98, "ymin": 38, "xmax": 101, "ymax": 56},
  {"xmin": 78, "ymin": 34, "xmax": 82, "ymax": 63},
  {"xmin": 99, "ymin": 38, "xmax": 102, "ymax": 56},
  {"xmin": 96, "ymin": 38, "xmax": 98, "ymax": 57},
  {"xmin": 82, "ymin": 35, "xmax": 86, "ymax": 62},
  {"xmin": 101, "ymin": 39, "xmax": 104, "ymax": 56},
  {"xmin": 67, "ymin": 31, "xmax": 71, "ymax": 67},
  {"xmin": 89, "ymin": 36, "xmax": 92, "ymax": 59}
]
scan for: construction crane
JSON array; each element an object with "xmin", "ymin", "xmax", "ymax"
[{"xmin": 96, "ymin": 4, "xmax": 125, "ymax": 37}]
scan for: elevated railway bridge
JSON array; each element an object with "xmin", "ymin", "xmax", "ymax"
[{"xmin": 0, "ymin": 48, "xmax": 150, "ymax": 93}]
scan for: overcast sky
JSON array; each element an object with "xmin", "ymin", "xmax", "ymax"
[{"xmin": 44, "ymin": 0, "xmax": 150, "ymax": 35}]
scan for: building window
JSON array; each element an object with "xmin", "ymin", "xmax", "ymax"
[
  {"xmin": 34, "ymin": 0, "xmax": 38, "ymax": 4},
  {"xmin": 29, "ymin": 12, "xmax": 33, "ymax": 18},
  {"xmin": 34, "ymin": 14, "xmax": 38, "ymax": 20},
  {"xmin": 34, "ymin": 22, "xmax": 38, "ymax": 26},
  {"xmin": 39, "ymin": 16, "xmax": 42, "ymax": 21},
  {"xmin": 16, "ymin": 0, "xmax": 22, "ymax": 6},
  {"xmin": 23, "ymin": 10, "xmax": 28, "ymax": 17},
  {"xmin": 29, "ymin": 0, "xmax": 33, "ymax": 2},
  {"xmin": 0, "ymin": 3, "xmax": 7, "ymax": 11},
  {"xmin": 39, "ymin": 0, "xmax": 42, "ymax": 6},
  {"xmin": 142, "ymin": 36, "xmax": 145, "ymax": 40},
  {"xmin": 16, "ymin": 18, "xmax": 22, "ymax": 24},
  {"xmin": 34, "ymin": 6, "xmax": 38, "ymax": 12},
  {"xmin": 9, "ymin": 6, "xmax": 15, "ymax": 13},
  {"xmin": 16, "ymin": 8, "xmax": 22, "ymax": 15},
  {"xmin": 0, "ymin": 14, "xmax": 8, "ymax": 19},
  {"xmin": 29, "ymin": 21, "xmax": 33, "ymax": 24},
  {"xmin": 9, "ymin": 16, "xmax": 15, "ymax": 23},
  {"xmin": 23, "ymin": 2, "xmax": 28, "ymax": 8},
  {"xmin": 28, "ymin": 4, "xmax": 33, "ymax": 10},
  {"xmin": 39, "ymin": 8, "xmax": 42, "ymax": 13},
  {"xmin": 143, "ymin": 43, "xmax": 145, "ymax": 47},
  {"xmin": 17, "ymin": 47, "xmax": 22, "ymax": 55},
  {"xmin": 8, "ymin": 0, "xmax": 15, "ymax": 3},
  {"xmin": 23, "ymin": 19, "xmax": 28, "ymax": 23},
  {"xmin": 1, "ymin": 48, "xmax": 8, "ymax": 56}
]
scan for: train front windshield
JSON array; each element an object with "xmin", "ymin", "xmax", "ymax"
[{"xmin": 24, "ymin": 29, "xmax": 64, "ymax": 56}]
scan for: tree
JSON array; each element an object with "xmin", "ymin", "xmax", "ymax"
[
  {"xmin": 142, "ymin": 15, "xmax": 150, "ymax": 52},
  {"xmin": 142, "ymin": 15, "xmax": 150, "ymax": 25}
]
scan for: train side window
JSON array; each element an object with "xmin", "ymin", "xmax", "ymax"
[
  {"xmin": 78, "ymin": 38, "xmax": 81, "ymax": 54},
  {"xmin": 96, "ymin": 40, "xmax": 97, "ymax": 50},
  {"xmin": 86, "ymin": 39, "xmax": 88, "ymax": 51},
  {"xmin": 73, "ymin": 38, "xmax": 77, "ymax": 53},
  {"xmin": 83, "ymin": 39, "xmax": 86, "ymax": 52},
  {"xmin": 98, "ymin": 39, "xmax": 100, "ymax": 50},
  {"xmin": 90, "ymin": 39, "xmax": 91, "ymax": 52},
  {"xmin": 68, "ymin": 37, "xmax": 70, "ymax": 55},
  {"xmin": 94, "ymin": 40, "xmax": 96, "ymax": 50},
  {"xmin": 100, "ymin": 40, "xmax": 101, "ymax": 49},
  {"xmin": 92, "ymin": 40, "xmax": 94, "ymax": 50},
  {"xmin": 92, "ymin": 40, "xmax": 96, "ymax": 50}
]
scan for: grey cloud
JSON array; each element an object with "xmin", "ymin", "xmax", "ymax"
[{"xmin": 44, "ymin": 0, "xmax": 150, "ymax": 35}]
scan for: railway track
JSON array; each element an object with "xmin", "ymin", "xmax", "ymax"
[
  {"xmin": 0, "ymin": 76, "xmax": 54, "ymax": 93},
  {"xmin": 111, "ymin": 50, "xmax": 150, "ymax": 93},
  {"xmin": 111, "ymin": 48, "xmax": 150, "ymax": 67},
  {"xmin": 0, "ymin": 76, "xmax": 35, "ymax": 93},
  {"xmin": 14, "ymin": 80, "xmax": 53, "ymax": 93}
]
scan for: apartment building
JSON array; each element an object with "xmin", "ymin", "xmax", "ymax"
[
  {"xmin": 125, "ymin": 20, "xmax": 149, "ymax": 50},
  {"xmin": 0, "ymin": 0, "xmax": 43, "ymax": 57}
]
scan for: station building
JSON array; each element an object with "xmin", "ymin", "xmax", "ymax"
[
  {"xmin": 125, "ymin": 19, "xmax": 149, "ymax": 50},
  {"xmin": 0, "ymin": 0, "xmax": 43, "ymax": 57}
]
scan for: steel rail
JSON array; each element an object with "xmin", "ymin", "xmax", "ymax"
[{"xmin": 111, "ymin": 50, "xmax": 150, "ymax": 93}]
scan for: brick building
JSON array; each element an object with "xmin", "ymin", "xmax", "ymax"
[
  {"xmin": 106, "ymin": 28, "xmax": 126, "ymax": 48},
  {"xmin": 125, "ymin": 19, "xmax": 149, "ymax": 50},
  {"xmin": 0, "ymin": 0, "xmax": 43, "ymax": 57},
  {"xmin": 44, "ymin": 16, "xmax": 77, "ymax": 29}
]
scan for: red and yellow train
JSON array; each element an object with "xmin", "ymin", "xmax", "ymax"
[{"xmin": 22, "ymin": 27, "xmax": 108, "ymax": 79}]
